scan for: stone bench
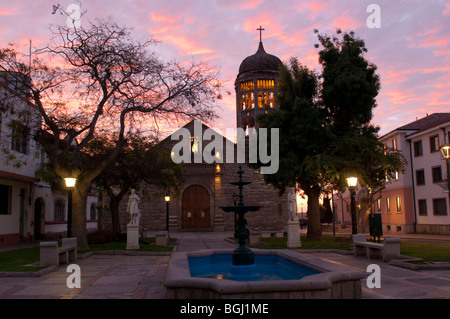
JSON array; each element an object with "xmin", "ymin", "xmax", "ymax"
[
  {"xmin": 40, "ymin": 238, "xmax": 77, "ymax": 266},
  {"xmin": 352, "ymin": 235, "xmax": 400, "ymax": 262},
  {"xmin": 261, "ymin": 231, "xmax": 285, "ymax": 238},
  {"xmin": 155, "ymin": 231, "xmax": 169, "ymax": 246}
]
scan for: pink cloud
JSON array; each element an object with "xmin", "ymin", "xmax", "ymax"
[
  {"xmin": 444, "ymin": 2, "xmax": 450, "ymax": 16},
  {"xmin": 385, "ymin": 89, "xmax": 422, "ymax": 105},
  {"xmin": 0, "ymin": 10, "xmax": 13, "ymax": 16},
  {"xmin": 162, "ymin": 34, "xmax": 215, "ymax": 55},
  {"xmin": 150, "ymin": 12, "xmax": 182, "ymax": 24},
  {"xmin": 331, "ymin": 14, "xmax": 362, "ymax": 31},
  {"xmin": 426, "ymin": 90, "xmax": 450, "ymax": 106},
  {"xmin": 381, "ymin": 69, "xmax": 416, "ymax": 85}
]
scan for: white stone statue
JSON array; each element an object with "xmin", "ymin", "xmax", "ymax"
[
  {"xmin": 288, "ymin": 187, "xmax": 298, "ymax": 221},
  {"xmin": 127, "ymin": 189, "xmax": 141, "ymax": 226}
]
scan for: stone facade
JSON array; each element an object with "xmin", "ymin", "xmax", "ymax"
[{"xmin": 102, "ymin": 120, "xmax": 289, "ymax": 234}]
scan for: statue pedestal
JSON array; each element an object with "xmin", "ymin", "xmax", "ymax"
[
  {"xmin": 286, "ymin": 219, "xmax": 301, "ymax": 248},
  {"xmin": 126, "ymin": 225, "xmax": 140, "ymax": 250}
]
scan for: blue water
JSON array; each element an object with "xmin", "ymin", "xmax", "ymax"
[{"xmin": 188, "ymin": 254, "xmax": 320, "ymax": 282}]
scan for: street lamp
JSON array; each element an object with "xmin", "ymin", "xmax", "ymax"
[
  {"xmin": 164, "ymin": 194, "xmax": 170, "ymax": 231},
  {"xmin": 440, "ymin": 143, "xmax": 450, "ymax": 211},
  {"xmin": 347, "ymin": 176, "xmax": 358, "ymax": 235},
  {"xmin": 64, "ymin": 177, "xmax": 77, "ymax": 238}
]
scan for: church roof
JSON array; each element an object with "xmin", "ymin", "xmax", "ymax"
[{"xmin": 238, "ymin": 42, "xmax": 282, "ymax": 77}]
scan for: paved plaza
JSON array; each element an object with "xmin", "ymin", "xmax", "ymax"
[{"xmin": 0, "ymin": 232, "xmax": 449, "ymax": 299}]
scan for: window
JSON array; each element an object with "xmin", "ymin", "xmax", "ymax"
[
  {"xmin": 54, "ymin": 199, "xmax": 66, "ymax": 221},
  {"xmin": 430, "ymin": 135, "xmax": 439, "ymax": 153},
  {"xmin": 433, "ymin": 198, "xmax": 447, "ymax": 216},
  {"xmin": 418, "ymin": 199, "xmax": 427, "ymax": 216},
  {"xmin": 240, "ymin": 81, "xmax": 254, "ymax": 92},
  {"xmin": 90, "ymin": 203, "xmax": 97, "ymax": 220},
  {"xmin": 396, "ymin": 197, "xmax": 402, "ymax": 212},
  {"xmin": 392, "ymin": 139, "xmax": 397, "ymax": 150},
  {"xmin": 416, "ymin": 169, "xmax": 425, "ymax": 185},
  {"xmin": 386, "ymin": 197, "xmax": 391, "ymax": 212},
  {"xmin": 414, "ymin": 140, "xmax": 423, "ymax": 157},
  {"xmin": 377, "ymin": 198, "xmax": 381, "ymax": 212},
  {"xmin": 11, "ymin": 121, "xmax": 29, "ymax": 154},
  {"xmin": 257, "ymin": 79, "xmax": 274, "ymax": 89},
  {"xmin": 432, "ymin": 166, "xmax": 443, "ymax": 183},
  {"xmin": 0, "ymin": 184, "xmax": 12, "ymax": 215}
]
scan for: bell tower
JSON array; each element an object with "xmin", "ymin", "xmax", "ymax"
[{"xmin": 235, "ymin": 26, "xmax": 282, "ymax": 132}]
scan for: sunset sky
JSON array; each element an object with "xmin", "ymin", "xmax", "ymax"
[{"xmin": 1, "ymin": 0, "xmax": 449, "ymax": 136}]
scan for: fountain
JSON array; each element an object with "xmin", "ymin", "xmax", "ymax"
[
  {"xmin": 164, "ymin": 166, "xmax": 367, "ymax": 298},
  {"xmin": 219, "ymin": 165, "xmax": 261, "ymax": 280}
]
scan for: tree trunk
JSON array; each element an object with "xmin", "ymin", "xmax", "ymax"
[
  {"xmin": 305, "ymin": 186, "xmax": 323, "ymax": 241},
  {"xmin": 71, "ymin": 184, "xmax": 89, "ymax": 250}
]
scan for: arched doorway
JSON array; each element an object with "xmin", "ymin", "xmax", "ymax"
[
  {"xmin": 182, "ymin": 185, "xmax": 210, "ymax": 229},
  {"xmin": 34, "ymin": 198, "xmax": 45, "ymax": 240}
]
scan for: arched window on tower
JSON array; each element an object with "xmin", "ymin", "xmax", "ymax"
[{"xmin": 258, "ymin": 92, "xmax": 263, "ymax": 108}]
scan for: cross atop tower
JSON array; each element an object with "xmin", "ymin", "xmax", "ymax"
[{"xmin": 257, "ymin": 26, "xmax": 265, "ymax": 43}]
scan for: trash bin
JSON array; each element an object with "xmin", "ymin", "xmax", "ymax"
[{"xmin": 369, "ymin": 214, "xmax": 383, "ymax": 242}]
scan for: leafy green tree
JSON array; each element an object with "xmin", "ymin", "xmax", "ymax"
[
  {"xmin": 256, "ymin": 30, "xmax": 406, "ymax": 240},
  {"xmin": 257, "ymin": 58, "xmax": 328, "ymax": 241},
  {"xmin": 315, "ymin": 29, "xmax": 380, "ymax": 137}
]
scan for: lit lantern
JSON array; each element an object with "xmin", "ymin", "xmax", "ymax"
[
  {"xmin": 64, "ymin": 177, "xmax": 77, "ymax": 189},
  {"xmin": 440, "ymin": 144, "xmax": 450, "ymax": 159},
  {"xmin": 346, "ymin": 176, "xmax": 358, "ymax": 188}
]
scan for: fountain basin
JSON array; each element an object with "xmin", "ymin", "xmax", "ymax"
[
  {"xmin": 164, "ymin": 249, "xmax": 367, "ymax": 299},
  {"xmin": 189, "ymin": 253, "xmax": 320, "ymax": 281}
]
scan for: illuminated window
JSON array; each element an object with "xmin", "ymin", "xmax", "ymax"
[
  {"xmin": 257, "ymin": 79, "xmax": 274, "ymax": 89},
  {"xmin": 396, "ymin": 197, "xmax": 401, "ymax": 212},
  {"xmin": 258, "ymin": 92, "xmax": 263, "ymax": 108},
  {"xmin": 430, "ymin": 135, "xmax": 439, "ymax": 153},
  {"xmin": 240, "ymin": 81, "xmax": 254, "ymax": 92},
  {"xmin": 386, "ymin": 197, "xmax": 390, "ymax": 213}
]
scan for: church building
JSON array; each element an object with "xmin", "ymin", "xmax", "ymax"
[{"xmin": 109, "ymin": 32, "xmax": 290, "ymax": 234}]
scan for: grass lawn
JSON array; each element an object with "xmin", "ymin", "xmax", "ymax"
[
  {"xmin": 399, "ymin": 242, "xmax": 450, "ymax": 263},
  {"xmin": 0, "ymin": 247, "xmax": 45, "ymax": 272},
  {"xmin": 252, "ymin": 235, "xmax": 450, "ymax": 263},
  {"xmin": 251, "ymin": 235, "xmax": 352, "ymax": 251},
  {"xmin": 0, "ymin": 237, "xmax": 176, "ymax": 272}
]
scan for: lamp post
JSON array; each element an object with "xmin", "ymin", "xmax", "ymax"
[
  {"xmin": 164, "ymin": 194, "xmax": 170, "ymax": 231},
  {"xmin": 64, "ymin": 177, "xmax": 77, "ymax": 238},
  {"xmin": 440, "ymin": 143, "xmax": 450, "ymax": 212},
  {"xmin": 346, "ymin": 176, "xmax": 358, "ymax": 235}
]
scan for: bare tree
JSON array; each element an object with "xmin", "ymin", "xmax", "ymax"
[{"xmin": 0, "ymin": 18, "xmax": 221, "ymax": 249}]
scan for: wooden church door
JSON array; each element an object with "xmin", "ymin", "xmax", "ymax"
[{"xmin": 182, "ymin": 185, "xmax": 210, "ymax": 229}]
